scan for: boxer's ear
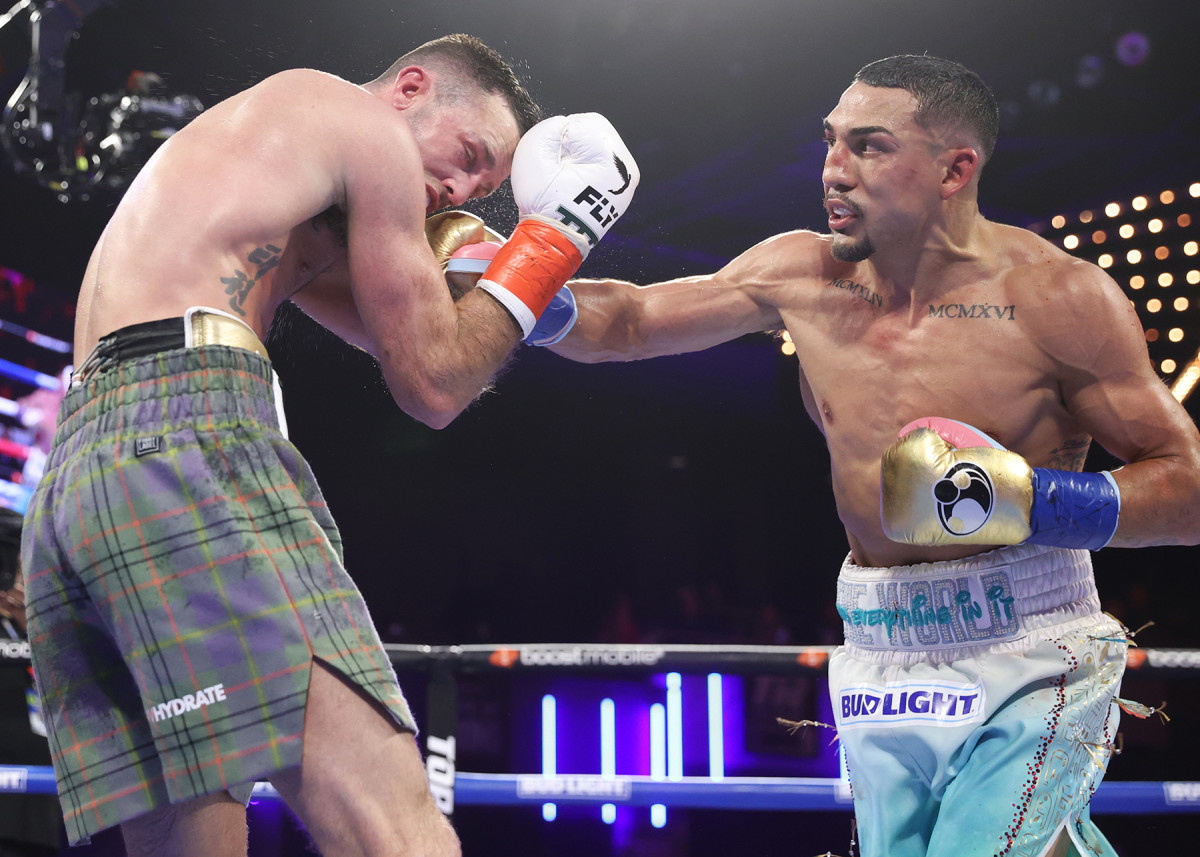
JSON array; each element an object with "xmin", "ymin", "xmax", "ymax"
[
  {"xmin": 940, "ymin": 147, "xmax": 979, "ymax": 199},
  {"xmin": 391, "ymin": 66, "xmax": 430, "ymax": 110}
]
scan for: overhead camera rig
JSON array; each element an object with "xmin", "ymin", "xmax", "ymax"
[{"xmin": 0, "ymin": 0, "xmax": 202, "ymax": 202}]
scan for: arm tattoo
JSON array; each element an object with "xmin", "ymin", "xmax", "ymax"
[
  {"xmin": 1045, "ymin": 438, "xmax": 1090, "ymax": 471},
  {"xmin": 220, "ymin": 244, "xmax": 282, "ymax": 316}
]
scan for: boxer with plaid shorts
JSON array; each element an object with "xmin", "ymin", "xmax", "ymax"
[{"xmin": 21, "ymin": 32, "xmax": 638, "ymax": 857}]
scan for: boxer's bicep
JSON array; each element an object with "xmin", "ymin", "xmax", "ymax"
[
  {"xmin": 1035, "ymin": 262, "xmax": 1200, "ymax": 544},
  {"xmin": 1049, "ymin": 264, "xmax": 1186, "ymax": 463}
]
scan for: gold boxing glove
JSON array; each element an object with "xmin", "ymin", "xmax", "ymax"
[
  {"xmin": 881, "ymin": 417, "xmax": 1120, "ymax": 549},
  {"xmin": 424, "ymin": 211, "xmax": 506, "ymax": 271},
  {"xmin": 881, "ymin": 424, "xmax": 1035, "ymax": 546},
  {"xmin": 425, "ymin": 211, "xmax": 506, "ymax": 299}
]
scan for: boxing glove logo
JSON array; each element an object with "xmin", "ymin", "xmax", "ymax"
[
  {"xmin": 609, "ymin": 154, "xmax": 633, "ymax": 195},
  {"xmin": 555, "ymin": 156, "xmax": 634, "ymax": 247},
  {"xmin": 932, "ymin": 462, "xmax": 994, "ymax": 536}
]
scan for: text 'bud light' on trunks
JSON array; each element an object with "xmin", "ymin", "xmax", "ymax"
[{"xmin": 838, "ymin": 680, "xmax": 986, "ymax": 729}]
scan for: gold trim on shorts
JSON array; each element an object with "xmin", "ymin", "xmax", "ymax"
[{"xmin": 183, "ymin": 307, "xmax": 269, "ymax": 361}]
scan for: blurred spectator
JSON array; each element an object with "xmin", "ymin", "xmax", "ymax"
[
  {"xmin": 0, "ymin": 358, "xmax": 67, "ymax": 857},
  {"xmin": 597, "ymin": 592, "xmax": 641, "ymax": 644},
  {"xmin": 749, "ymin": 603, "xmax": 792, "ymax": 646}
]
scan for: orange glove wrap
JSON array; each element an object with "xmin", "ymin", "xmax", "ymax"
[{"xmin": 475, "ymin": 218, "xmax": 584, "ymax": 337}]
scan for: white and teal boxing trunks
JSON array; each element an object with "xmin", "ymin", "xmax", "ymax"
[{"xmin": 830, "ymin": 543, "xmax": 1126, "ymax": 857}]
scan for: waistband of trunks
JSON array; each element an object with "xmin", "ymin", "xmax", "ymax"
[
  {"xmin": 53, "ymin": 333, "xmax": 278, "ymax": 454},
  {"xmin": 71, "ymin": 308, "xmax": 269, "ymax": 387},
  {"xmin": 836, "ymin": 542, "xmax": 1103, "ymax": 659}
]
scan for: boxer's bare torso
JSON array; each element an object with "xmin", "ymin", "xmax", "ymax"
[
  {"xmin": 73, "ymin": 66, "xmax": 523, "ymax": 427},
  {"xmin": 558, "ymin": 81, "xmax": 1196, "ymax": 566},
  {"xmin": 565, "ymin": 222, "xmax": 1154, "ymax": 567},
  {"xmin": 721, "ymin": 228, "xmax": 1129, "ymax": 568},
  {"xmin": 75, "ymin": 70, "xmax": 387, "ymax": 357}
]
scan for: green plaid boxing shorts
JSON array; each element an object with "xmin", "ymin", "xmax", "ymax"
[{"xmin": 21, "ymin": 323, "xmax": 415, "ymax": 844}]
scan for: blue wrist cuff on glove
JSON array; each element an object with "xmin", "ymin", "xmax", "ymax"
[
  {"xmin": 524, "ymin": 285, "xmax": 578, "ymax": 346},
  {"xmin": 1027, "ymin": 469, "xmax": 1121, "ymax": 551}
]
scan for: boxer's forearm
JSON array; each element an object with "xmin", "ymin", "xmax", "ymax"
[
  {"xmin": 1102, "ymin": 457, "xmax": 1200, "ymax": 548},
  {"xmin": 380, "ymin": 290, "xmax": 520, "ymax": 429},
  {"xmin": 553, "ymin": 275, "xmax": 774, "ymax": 363},
  {"xmin": 549, "ymin": 278, "xmax": 647, "ymax": 363}
]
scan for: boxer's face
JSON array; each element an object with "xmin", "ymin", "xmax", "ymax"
[
  {"xmin": 822, "ymin": 82, "xmax": 949, "ymax": 262},
  {"xmin": 408, "ymin": 89, "xmax": 521, "ymax": 214}
]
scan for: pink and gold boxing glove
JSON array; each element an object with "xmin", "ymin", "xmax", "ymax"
[{"xmin": 881, "ymin": 417, "xmax": 1120, "ymax": 550}]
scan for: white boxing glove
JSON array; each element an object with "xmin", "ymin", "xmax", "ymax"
[
  {"xmin": 476, "ymin": 113, "xmax": 639, "ymax": 337},
  {"xmin": 509, "ymin": 112, "xmax": 639, "ymax": 258}
]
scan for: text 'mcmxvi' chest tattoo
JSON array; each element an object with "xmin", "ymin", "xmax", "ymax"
[{"xmin": 928, "ymin": 302, "xmax": 1017, "ymax": 321}]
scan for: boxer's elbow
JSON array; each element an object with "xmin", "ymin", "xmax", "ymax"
[
  {"xmin": 387, "ymin": 374, "xmax": 470, "ymax": 430},
  {"xmin": 1112, "ymin": 453, "xmax": 1200, "ymax": 547},
  {"xmin": 1161, "ymin": 444, "xmax": 1200, "ymax": 544},
  {"xmin": 401, "ymin": 394, "xmax": 463, "ymax": 430}
]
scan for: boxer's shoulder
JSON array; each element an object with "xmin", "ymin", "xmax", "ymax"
[
  {"xmin": 990, "ymin": 222, "xmax": 1104, "ymax": 286},
  {"xmin": 990, "ymin": 226, "xmax": 1131, "ymax": 329},
  {"xmin": 250, "ymin": 67, "xmax": 362, "ymax": 96},
  {"xmin": 722, "ymin": 229, "xmax": 829, "ymax": 291}
]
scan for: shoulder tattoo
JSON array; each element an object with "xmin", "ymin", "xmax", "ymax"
[{"xmin": 828, "ymin": 278, "xmax": 883, "ymax": 309}]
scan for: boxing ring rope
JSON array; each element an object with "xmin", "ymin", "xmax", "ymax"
[
  {"xmin": 0, "ymin": 315, "xmax": 72, "ymax": 355},
  {"xmin": 0, "ymin": 355, "xmax": 64, "ymax": 391},
  {"xmin": 0, "ymin": 311, "xmax": 70, "ymax": 511},
  {"xmin": 2, "ymin": 643, "xmax": 1199, "ymax": 814},
  {"xmin": 1, "ymin": 767, "xmax": 1197, "ymax": 815},
  {"xmin": 0, "ymin": 311, "xmax": 72, "ymax": 387}
]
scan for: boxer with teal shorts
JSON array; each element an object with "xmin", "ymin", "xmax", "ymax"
[
  {"xmin": 833, "ymin": 414, "xmax": 1129, "ymax": 856},
  {"xmin": 832, "ymin": 543, "xmax": 1125, "ymax": 857}
]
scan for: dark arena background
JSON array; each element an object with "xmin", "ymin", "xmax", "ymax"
[{"xmin": 1, "ymin": 1, "xmax": 1198, "ymax": 855}]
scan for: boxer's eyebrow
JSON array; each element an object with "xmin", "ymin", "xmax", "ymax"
[
  {"xmin": 823, "ymin": 119, "xmax": 893, "ymax": 139},
  {"xmin": 479, "ymin": 140, "xmax": 497, "ymax": 169}
]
